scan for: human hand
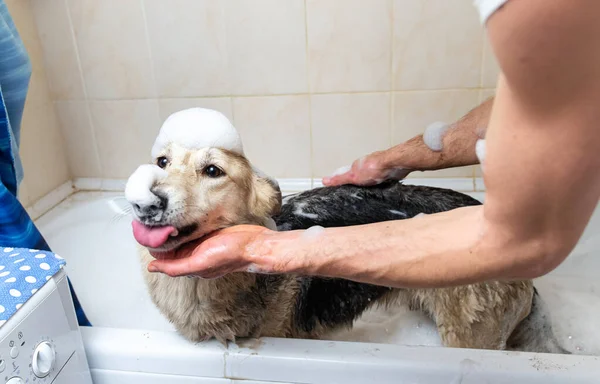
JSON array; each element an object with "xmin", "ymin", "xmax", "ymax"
[
  {"xmin": 322, "ymin": 151, "xmax": 411, "ymax": 187},
  {"xmin": 147, "ymin": 225, "xmax": 276, "ymax": 279}
]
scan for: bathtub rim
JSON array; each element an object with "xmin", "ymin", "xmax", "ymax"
[{"xmin": 81, "ymin": 326, "xmax": 600, "ymax": 384}]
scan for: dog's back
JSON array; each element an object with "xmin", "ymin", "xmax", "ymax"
[{"xmin": 275, "ymin": 182, "xmax": 567, "ymax": 353}]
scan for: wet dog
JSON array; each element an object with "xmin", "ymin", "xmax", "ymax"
[{"xmin": 125, "ymin": 108, "xmax": 567, "ymax": 353}]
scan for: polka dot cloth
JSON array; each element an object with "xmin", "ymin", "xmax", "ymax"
[{"xmin": 0, "ymin": 247, "xmax": 65, "ymax": 327}]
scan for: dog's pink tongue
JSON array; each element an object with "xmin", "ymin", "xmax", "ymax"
[{"xmin": 132, "ymin": 221, "xmax": 176, "ymax": 248}]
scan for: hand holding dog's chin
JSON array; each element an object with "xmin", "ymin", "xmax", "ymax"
[{"xmin": 147, "ymin": 225, "xmax": 281, "ymax": 279}]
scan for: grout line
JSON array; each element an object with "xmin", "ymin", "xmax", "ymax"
[
  {"xmin": 303, "ymin": 0, "xmax": 315, "ymax": 187},
  {"xmin": 479, "ymin": 29, "xmax": 486, "ymax": 89},
  {"xmin": 54, "ymin": 87, "xmax": 487, "ymax": 103},
  {"xmin": 220, "ymin": 0, "xmax": 233, "ymax": 113},
  {"xmin": 389, "ymin": 0, "xmax": 395, "ymax": 146},
  {"xmin": 30, "ymin": 176, "xmax": 483, "ymax": 220},
  {"xmin": 139, "ymin": 0, "xmax": 159, "ymax": 100},
  {"xmin": 63, "ymin": 0, "xmax": 103, "ymax": 178}
]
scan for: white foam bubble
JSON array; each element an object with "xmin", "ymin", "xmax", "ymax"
[
  {"xmin": 124, "ymin": 164, "xmax": 168, "ymax": 206},
  {"xmin": 330, "ymin": 165, "xmax": 351, "ymax": 178},
  {"xmin": 423, "ymin": 121, "xmax": 450, "ymax": 152},
  {"xmin": 324, "ymin": 303, "xmax": 442, "ymax": 347},
  {"xmin": 151, "ymin": 108, "xmax": 244, "ymax": 158},
  {"xmin": 534, "ymin": 275, "xmax": 600, "ymax": 355},
  {"xmin": 302, "ymin": 225, "xmax": 325, "ymax": 240},
  {"xmin": 475, "ymin": 139, "xmax": 486, "ymax": 165}
]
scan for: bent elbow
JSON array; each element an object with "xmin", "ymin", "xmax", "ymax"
[{"xmin": 513, "ymin": 233, "xmax": 576, "ymax": 279}]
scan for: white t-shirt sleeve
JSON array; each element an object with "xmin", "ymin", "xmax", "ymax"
[{"xmin": 473, "ymin": 0, "xmax": 508, "ymax": 24}]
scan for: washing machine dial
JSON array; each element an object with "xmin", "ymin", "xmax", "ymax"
[
  {"xmin": 31, "ymin": 341, "xmax": 55, "ymax": 378},
  {"xmin": 5, "ymin": 377, "xmax": 24, "ymax": 384}
]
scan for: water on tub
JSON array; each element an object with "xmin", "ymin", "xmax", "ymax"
[{"xmin": 35, "ymin": 192, "xmax": 600, "ymax": 356}]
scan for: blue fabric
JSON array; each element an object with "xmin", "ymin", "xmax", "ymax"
[
  {"xmin": 0, "ymin": 248, "xmax": 65, "ymax": 326},
  {"xmin": 0, "ymin": 1, "xmax": 91, "ymax": 327},
  {"xmin": 0, "ymin": 0, "xmax": 29, "ymax": 191}
]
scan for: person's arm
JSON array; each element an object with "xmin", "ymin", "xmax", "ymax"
[
  {"xmin": 149, "ymin": 0, "xmax": 600, "ymax": 287},
  {"xmin": 323, "ymin": 97, "xmax": 494, "ymax": 186}
]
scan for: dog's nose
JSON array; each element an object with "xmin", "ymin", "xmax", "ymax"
[{"xmin": 132, "ymin": 191, "xmax": 168, "ymax": 220}]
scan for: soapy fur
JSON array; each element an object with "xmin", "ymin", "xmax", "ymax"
[{"xmin": 126, "ymin": 108, "xmax": 568, "ymax": 353}]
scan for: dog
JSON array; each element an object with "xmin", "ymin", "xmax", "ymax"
[{"xmin": 125, "ymin": 108, "xmax": 567, "ymax": 353}]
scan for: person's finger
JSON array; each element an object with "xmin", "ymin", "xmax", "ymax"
[
  {"xmin": 323, "ymin": 171, "xmax": 352, "ymax": 186},
  {"xmin": 148, "ymin": 254, "xmax": 200, "ymax": 277}
]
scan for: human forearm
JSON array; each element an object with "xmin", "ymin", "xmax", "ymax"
[
  {"xmin": 379, "ymin": 96, "xmax": 494, "ymax": 172},
  {"xmin": 323, "ymin": 97, "xmax": 494, "ymax": 186},
  {"xmin": 251, "ymin": 203, "xmax": 553, "ymax": 288}
]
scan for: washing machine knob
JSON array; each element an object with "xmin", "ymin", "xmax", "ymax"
[
  {"xmin": 32, "ymin": 341, "xmax": 55, "ymax": 378},
  {"xmin": 5, "ymin": 377, "xmax": 24, "ymax": 384}
]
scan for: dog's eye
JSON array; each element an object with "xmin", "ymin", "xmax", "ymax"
[
  {"xmin": 157, "ymin": 157, "xmax": 169, "ymax": 169},
  {"xmin": 204, "ymin": 165, "xmax": 223, "ymax": 178}
]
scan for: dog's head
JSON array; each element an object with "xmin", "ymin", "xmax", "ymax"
[{"xmin": 125, "ymin": 108, "xmax": 281, "ymax": 252}]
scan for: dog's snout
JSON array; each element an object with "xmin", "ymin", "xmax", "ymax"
[{"xmin": 132, "ymin": 190, "xmax": 169, "ymax": 220}]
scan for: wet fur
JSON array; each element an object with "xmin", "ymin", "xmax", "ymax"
[{"xmin": 135, "ymin": 148, "xmax": 567, "ymax": 353}]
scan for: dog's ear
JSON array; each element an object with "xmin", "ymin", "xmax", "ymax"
[{"xmin": 248, "ymin": 167, "xmax": 282, "ymax": 221}]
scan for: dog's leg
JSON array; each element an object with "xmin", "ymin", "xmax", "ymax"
[{"xmin": 413, "ymin": 281, "xmax": 534, "ymax": 350}]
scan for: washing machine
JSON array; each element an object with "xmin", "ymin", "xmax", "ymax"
[{"xmin": 0, "ymin": 248, "xmax": 92, "ymax": 384}]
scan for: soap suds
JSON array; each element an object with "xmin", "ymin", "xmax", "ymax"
[
  {"xmin": 293, "ymin": 202, "xmax": 319, "ymax": 220},
  {"xmin": 324, "ymin": 303, "xmax": 442, "ymax": 347},
  {"xmin": 151, "ymin": 108, "xmax": 244, "ymax": 158},
  {"xmin": 350, "ymin": 192, "xmax": 363, "ymax": 200},
  {"xmin": 125, "ymin": 164, "xmax": 168, "ymax": 206},
  {"xmin": 330, "ymin": 165, "xmax": 351, "ymax": 178},
  {"xmin": 475, "ymin": 139, "xmax": 486, "ymax": 166},
  {"xmin": 246, "ymin": 263, "xmax": 270, "ymax": 274},
  {"xmin": 423, "ymin": 121, "xmax": 450, "ymax": 152},
  {"xmin": 389, "ymin": 210, "xmax": 407, "ymax": 217},
  {"xmin": 302, "ymin": 225, "xmax": 325, "ymax": 240}
]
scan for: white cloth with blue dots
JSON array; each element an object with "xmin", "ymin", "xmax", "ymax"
[{"xmin": 0, "ymin": 247, "xmax": 65, "ymax": 327}]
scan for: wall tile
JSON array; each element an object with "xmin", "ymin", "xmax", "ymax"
[
  {"xmin": 67, "ymin": 0, "xmax": 155, "ymax": 99},
  {"xmin": 89, "ymin": 100, "xmax": 160, "ymax": 178},
  {"xmin": 479, "ymin": 88, "xmax": 495, "ymax": 103},
  {"xmin": 17, "ymin": 178, "xmax": 32, "ymax": 208},
  {"xmin": 158, "ymin": 98, "xmax": 233, "ymax": 123},
  {"xmin": 55, "ymin": 101, "xmax": 102, "ymax": 177},
  {"xmin": 233, "ymin": 95, "xmax": 311, "ymax": 178},
  {"xmin": 30, "ymin": 0, "xmax": 85, "ymax": 100},
  {"xmin": 225, "ymin": 0, "xmax": 307, "ymax": 95},
  {"xmin": 306, "ymin": 0, "xmax": 392, "ymax": 93},
  {"xmin": 481, "ymin": 36, "xmax": 500, "ymax": 88},
  {"xmin": 144, "ymin": 0, "xmax": 229, "ymax": 98},
  {"xmin": 393, "ymin": 0, "xmax": 483, "ymax": 90},
  {"xmin": 311, "ymin": 93, "xmax": 390, "ymax": 177},
  {"xmin": 393, "ymin": 90, "xmax": 480, "ymax": 177},
  {"xmin": 19, "ymin": 101, "xmax": 71, "ymax": 201}
]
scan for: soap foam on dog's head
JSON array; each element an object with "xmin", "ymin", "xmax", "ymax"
[{"xmin": 151, "ymin": 108, "xmax": 244, "ymax": 158}]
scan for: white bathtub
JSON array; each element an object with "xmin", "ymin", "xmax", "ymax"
[{"xmin": 35, "ymin": 191, "xmax": 600, "ymax": 383}]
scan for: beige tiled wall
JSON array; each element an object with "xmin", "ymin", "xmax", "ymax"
[
  {"xmin": 29, "ymin": 0, "xmax": 498, "ymax": 181},
  {"xmin": 6, "ymin": 0, "xmax": 71, "ymax": 207}
]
